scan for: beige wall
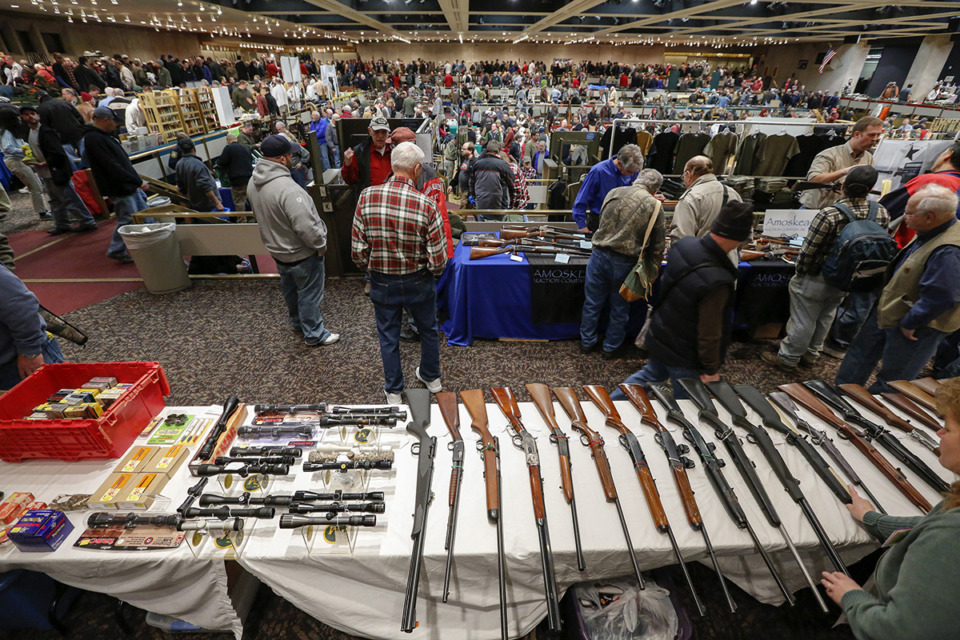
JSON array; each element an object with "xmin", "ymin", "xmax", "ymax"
[
  {"xmin": 355, "ymin": 42, "xmax": 667, "ymax": 66},
  {"xmin": 760, "ymin": 42, "xmax": 869, "ymax": 93},
  {"xmin": 904, "ymin": 35, "xmax": 955, "ymax": 99}
]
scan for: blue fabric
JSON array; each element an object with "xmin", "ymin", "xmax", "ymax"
[
  {"xmin": 277, "ymin": 254, "xmax": 332, "ymax": 344},
  {"xmin": 0, "ymin": 150, "xmax": 12, "ymax": 190},
  {"xmin": 370, "ymin": 270, "xmax": 440, "ymax": 394},
  {"xmin": 580, "ymin": 247, "xmax": 636, "ymax": 352},
  {"xmin": 0, "ymin": 335, "xmax": 64, "ymax": 390},
  {"xmin": 0, "ymin": 265, "xmax": 48, "ymax": 368},
  {"xmin": 309, "ymin": 119, "xmax": 329, "ymax": 145},
  {"xmin": 571, "ymin": 157, "xmax": 638, "ymax": 228},
  {"xmin": 218, "ymin": 187, "xmax": 233, "ymax": 210},
  {"xmin": 609, "ymin": 359, "xmax": 702, "ymax": 401},
  {"xmin": 109, "ymin": 190, "xmax": 147, "ymax": 255},
  {"xmin": 896, "ymin": 220, "xmax": 960, "ymax": 330}
]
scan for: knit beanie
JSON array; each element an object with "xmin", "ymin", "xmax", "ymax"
[{"xmin": 710, "ymin": 201, "xmax": 755, "ymax": 242}]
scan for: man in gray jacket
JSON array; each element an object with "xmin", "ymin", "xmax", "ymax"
[{"xmin": 248, "ymin": 135, "xmax": 340, "ymax": 346}]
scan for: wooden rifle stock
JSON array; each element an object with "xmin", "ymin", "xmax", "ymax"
[
  {"xmin": 552, "ymin": 387, "xmax": 617, "ymax": 500},
  {"xmin": 500, "ymin": 228, "xmax": 585, "ymax": 242},
  {"xmin": 881, "ymin": 392, "xmax": 942, "ymax": 432},
  {"xmin": 525, "ymin": 384, "xmax": 576, "ymax": 503},
  {"xmin": 912, "ymin": 377, "xmax": 943, "ymax": 398},
  {"xmin": 470, "ymin": 246, "xmax": 515, "ymax": 260},
  {"xmin": 461, "ymin": 390, "xmax": 498, "ymax": 520},
  {"xmin": 436, "ymin": 392, "xmax": 464, "ymax": 506},
  {"xmin": 889, "ymin": 380, "xmax": 941, "ymax": 415},
  {"xmin": 618, "ymin": 383, "xmax": 703, "ymax": 529},
  {"xmin": 489, "ymin": 387, "xmax": 545, "ymax": 519},
  {"xmin": 839, "ymin": 384, "xmax": 914, "ymax": 434},
  {"xmin": 779, "ymin": 384, "xmax": 932, "ymax": 513}
]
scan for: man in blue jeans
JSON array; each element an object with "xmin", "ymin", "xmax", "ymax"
[
  {"xmin": 0, "ymin": 265, "xmax": 64, "ymax": 390},
  {"xmin": 83, "ymin": 107, "xmax": 150, "ymax": 264},
  {"xmin": 611, "ymin": 201, "xmax": 754, "ymax": 400},
  {"xmin": 835, "ymin": 185, "xmax": 960, "ymax": 392},
  {"xmin": 352, "ymin": 142, "xmax": 448, "ymax": 403},
  {"xmin": 580, "ymin": 168, "xmax": 665, "ymax": 359}
]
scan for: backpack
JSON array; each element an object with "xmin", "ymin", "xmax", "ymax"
[{"xmin": 821, "ymin": 202, "xmax": 899, "ymax": 292}]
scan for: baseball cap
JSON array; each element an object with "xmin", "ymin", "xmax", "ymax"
[
  {"xmin": 260, "ymin": 134, "xmax": 292, "ymax": 157},
  {"xmin": 93, "ymin": 106, "xmax": 119, "ymax": 120},
  {"xmin": 19, "ymin": 105, "xmax": 37, "ymax": 114},
  {"xmin": 369, "ymin": 116, "xmax": 390, "ymax": 131}
]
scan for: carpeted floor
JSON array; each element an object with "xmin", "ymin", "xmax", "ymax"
[{"xmin": 1, "ymin": 188, "xmax": 862, "ymax": 639}]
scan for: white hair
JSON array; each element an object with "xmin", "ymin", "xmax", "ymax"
[
  {"xmin": 912, "ymin": 184, "xmax": 960, "ymax": 221},
  {"xmin": 617, "ymin": 144, "xmax": 644, "ymax": 173},
  {"xmin": 391, "ymin": 141, "xmax": 424, "ymax": 173},
  {"xmin": 637, "ymin": 168, "xmax": 663, "ymax": 193}
]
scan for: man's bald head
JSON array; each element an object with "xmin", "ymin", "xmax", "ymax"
[{"xmin": 684, "ymin": 155, "xmax": 714, "ymax": 180}]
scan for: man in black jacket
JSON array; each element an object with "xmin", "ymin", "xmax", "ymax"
[
  {"xmin": 37, "ymin": 95, "xmax": 87, "ymax": 166},
  {"xmin": 217, "ymin": 133, "xmax": 254, "ymax": 211},
  {"xmin": 467, "ymin": 140, "xmax": 516, "ymax": 220},
  {"xmin": 611, "ymin": 201, "xmax": 755, "ymax": 399},
  {"xmin": 83, "ymin": 107, "xmax": 149, "ymax": 263},
  {"xmin": 21, "ymin": 105, "xmax": 97, "ymax": 236},
  {"xmin": 74, "ymin": 57, "xmax": 105, "ymax": 92}
]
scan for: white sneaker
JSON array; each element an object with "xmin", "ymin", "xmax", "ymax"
[
  {"xmin": 385, "ymin": 390, "xmax": 403, "ymax": 405},
  {"xmin": 305, "ymin": 332, "xmax": 340, "ymax": 346},
  {"xmin": 18, "ymin": 187, "xmax": 29, "ymax": 194},
  {"xmin": 415, "ymin": 367, "xmax": 442, "ymax": 393}
]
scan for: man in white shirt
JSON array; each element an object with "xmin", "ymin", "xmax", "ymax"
[{"xmin": 270, "ymin": 78, "xmax": 288, "ymax": 115}]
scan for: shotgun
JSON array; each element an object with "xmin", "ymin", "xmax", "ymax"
[
  {"xmin": 503, "ymin": 224, "xmax": 589, "ymax": 236},
  {"xmin": 881, "ymin": 392, "xmax": 942, "ymax": 432},
  {"xmin": 804, "ymin": 380, "xmax": 948, "ymax": 493},
  {"xmin": 677, "ymin": 379, "xmax": 796, "ymax": 605},
  {"xmin": 583, "ymin": 385, "xmax": 704, "ymax": 616},
  {"xmin": 469, "ymin": 244, "xmax": 591, "ymax": 261},
  {"xmin": 618, "ymin": 383, "xmax": 735, "ymax": 613},
  {"xmin": 780, "ymin": 383, "xmax": 931, "ymax": 512},
  {"xmin": 525, "ymin": 383, "xmax": 585, "ymax": 571},
  {"xmin": 479, "ymin": 237, "xmax": 584, "ymax": 250},
  {"xmin": 735, "ymin": 385, "xmax": 851, "ymax": 505},
  {"xmin": 490, "ymin": 386, "xmax": 562, "ymax": 633},
  {"xmin": 839, "ymin": 385, "xmax": 941, "ymax": 456},
  {"xmin": 436, "ymin": 392, "xmax": 465, "ymax": 603},
  {"xmin": 460, "ymin": 389, "xmax": 507, "ymax": 640},
  {"xmin": 708, "ymin": 381, "xmax": 847, "ymax": 593},
  {"xmin": 889, "ymin": 380, "xmax": 940, "ymax": 415},
  {"xmin": 499, "ymin": 228, "xmax": 588, "ymax": 242},
  {"xmin": 650, "ymin": 382, "xmax": 794, "ymax": 606},
  {"xmin": 551, "ymin": 386, "xmax": 644, "ymax": 588},
  {"xmin": 400, "ymin": 388, "xmax": 436, "ymax": 633},
  {"xmin": 768, "ymin": 391, "xmax": 885, "ymax": 514}
]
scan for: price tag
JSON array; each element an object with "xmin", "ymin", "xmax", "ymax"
[
  {"xmin": 510, "ymin": 253, "xmax": 523, "ymax": 262},
  {"xmin": 579, "ymin": 240, "xmax": 593, "ymax": 250},
  {"xmin": 554, "ymin": 253, "xmax": 570, "ymax": 264}
]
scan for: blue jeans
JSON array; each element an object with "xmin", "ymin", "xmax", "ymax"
[
  {"xmin": 108, "ymin": 190, "xmax": 147, "ymax": 256},
  {"xmin": 835, "ymin": 306, "xmax": 947, "ymax": 393},
  {"xmin": 580, "ymin": 247, "xmax": 637, "ymax": 352},
  {"xmin": 290, "ymin": 166, "xmax": 308, "ymax": 189},
  {"xmin": 610, "ymin": 359, "xmax": 702, "ymax": 401},
  {"xmin": 829, "ymin": 290, "xmax": 876, "ymax": 349},
  {"xmin": 324, "ymin": 142, "xmax": 341, "ymax": 170},
  {"xmin": 277, "ymin": 254, "xmax": 332, "ymax": 344},
  {"xmin": 369, "ymin": 270, "xmax": 440, "ymax": 394},
  {"xmin": 0, "ymin": 335, "xmax": 65, "ymax": 390},
  {"xmin": 45, "ymin": 178, "xmax": 95, "ymax": 229}
]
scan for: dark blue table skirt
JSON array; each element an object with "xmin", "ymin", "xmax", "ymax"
[{"xmin": 0, "ymin": 151, "xmax": 13, "ymax": 190}]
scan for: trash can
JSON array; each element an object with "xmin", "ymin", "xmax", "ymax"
[{"xmin": 118, "ymin": 223, "xmax": 191, "ymax": 295}]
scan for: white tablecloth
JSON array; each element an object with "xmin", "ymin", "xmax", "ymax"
[{"xmin": 0, "ymin": 396, "xmax": 950, "ymax": 640}]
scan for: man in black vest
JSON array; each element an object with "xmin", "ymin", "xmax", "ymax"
[{"xmin": 611, "ymin": 201, "xmax": 755, "ymax": 398}]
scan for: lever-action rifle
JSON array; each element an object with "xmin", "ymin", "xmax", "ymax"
[
  {"xmin": 780, "ymin": 383, "xmax": 930, "ymax": 512},
  {"xmin": 584, "ymin": 385, "xmax": 704, "ymax": 616},
  {"xmin": 618, "ymin": 383, "xmax": 735, "ymax": 613},
  {"xmin": 839, "ymin": 384, "xmax": 941, "ymax": 455},
  {"xmin": 470, "ymin": 244, "xmax": 591, "ymax": 261},
  {"xmin": 400, "ymin": 388, "xmax": 435, "ymax": 634},
  {"xmin": 651, "ymin": 382, "xmax": 794, "ymax": 605},
  {"xmin": 552, "ymin": 386, "xmax": 645, "ymax": 588},
  {"xmin": 525, "ymin": 383, "xmax": 585, "ymax": 571},
  {"xmin": 490, "ymin": 386, "xmax": 562, "ymax": 633},
  {"xmin": 804, "ymin": 380, "xmax": 948, "ymax": 493},
  {"xmin": 880, "ymin": 392, "xmax": 942, "ymax": 432},
  {"xmin": 436, "ymin": 392, "xmax": 465, "ymax": 603},
  {"xmin": 460, "ymin": 390, "xmax": 508, "ymax": 640},
  {"xmin": 708, "ymin": 381, "xmax": 847, "ymax": 594},
  {"xmin": 499, "ymin": 227, "xmax": 588, "ymax": 242},
  {"xmin": 889, "ymin": 380, "xmax": 940, "ymax": 415}
]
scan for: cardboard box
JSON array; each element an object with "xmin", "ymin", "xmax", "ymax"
[
  {"xmin": 0, "ymin": 500, "xmax": 47, "ymax": 546},
  {"xmin": 117, "ymin": 473, "xmax": 169, "ymax": 510},
  {"xmin": 113, "ymin": 446, "xmax": 160, "ymax": 474},
  {"xmin": 141, "ymin": 444, "xmax": 189, "ymax": 476},
  {"xmin": 89, "ymin": 473, "xmax": 137, "ymax": 510},
  {"xmin": 8, "ymin": 509, "xmax": 73, "ymax": 552},
  {"xmin": 0, "ymin": 492, "xmax": 36, "ymax": 525}
]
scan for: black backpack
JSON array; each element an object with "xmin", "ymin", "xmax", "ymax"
[{"xmin": 821, "ymin": 202, "xmax": 899, "ymax": 292}]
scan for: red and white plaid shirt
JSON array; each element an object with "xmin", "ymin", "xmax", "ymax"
[
  {"xmin": 509, "ymin": 162, "xmax": 529, "ymax": 209},
  {"xmin": 352, "ymin": 176, "xmax": 448, "ymax": 276}
]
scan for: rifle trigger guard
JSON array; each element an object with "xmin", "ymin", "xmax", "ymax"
[
  {"xmin": 618, "ymin": 434, "xmax": 629, "ymax": 450},
  {"xmin": 511, "ymin": 433, "xmax": 523, "ymax": 449},
  {"xmin": 579, "ymin": 434, "xmax": 591, "ymax": 447},
  {"xmin": 447, "ymin": 440, "xmax": 455, "ymax": 451},
  {"xmin": 653, "ymin": 432, "xmax": 665, "ymax": 449},
  {"xmin": 836, "ymin": 429, "xmax": 851, "ymax": 441},
  {"xmin": 745, "ymin": 433, "xmax": 758, "ymax": 445},
  {"xmin": 411, "ymin": 442, "xmax": 421, "ymax": 456}
]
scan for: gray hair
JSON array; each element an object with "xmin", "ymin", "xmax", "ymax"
[
  {"xmin": 636, "ymin": 168, "xmax": 663, "ymax": 193},
  {"xmin": 617, "ymin": 144, "xmax": 644, "ymax": 173},
  {"xmin": 912, "ymin": 184, "xmax": 959, "ymax": 221},
  {"xmin": 226, "ymin": 133, "xmax": 237, "ymax": 143},
  {"xmin": 391, "ymin": 141, "xmax": 425, "ymax": 172}
]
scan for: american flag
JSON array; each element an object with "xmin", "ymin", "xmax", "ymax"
[{"xmin": 819, "ymin": 48, "xmax": 837, "ymax": 74}]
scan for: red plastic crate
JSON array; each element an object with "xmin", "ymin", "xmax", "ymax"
[{"xmin": 0, "ymin": 362, "xmax": 170, "ymax": 463}]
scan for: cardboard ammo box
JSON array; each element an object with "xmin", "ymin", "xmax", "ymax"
[
  {"xmin": 117, "ymin": 473, "xmax": 169, "ymax": 510},
  {"xmin": 141, "ymin": 444, "xmax": 189, "ymax": 477}
]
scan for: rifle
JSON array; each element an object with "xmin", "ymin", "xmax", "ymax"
[
  {"xmin": 436, "ymin": 392, "xmax": 465, "ymax": 603},
  {"xmin": 198, "ymin": 396, "xmax": 241, "ymax": 461},
  {"xmin": 499, "ymin": 228, "xmax": 588, "ymax": 242},
  {"xmin": 911, "ymin": 377, "xmax": 943, "ymax": 398},
  {"xmin": 779, "ymin": 383, "xmax": 931, "ymax": 512},
  {"xmin": 551, "ymin": 386, "xmax": 645, "ymax": 588},
  {"xmin": 708, "ymin": 382, "xmax": 847, "ymax": 592},
  {"xmin": 525, "ymin": 383, "xmax": 585, "ymax": 571},
  {"xmin": 839, "ymin": 384, "xmax": 941, "ymax": 455},
  {"xmin": 889, "ymin": 380, "xmax": 940, "ymax": 415},
  {"xmin": 735, "ymin": 385, "xmax": 851, "ymax": 505},
  {"xmin": 618, "ymin": 383, "xmax": 734, "ymax": 613},
  {"xmin": 804, "ymin": 380, "xmax": 948, "ymax": 493},
  {"xmin": 768, "ymin": 391, "xmax": 886, "ymax": 513},
  {"xmin": 469, "ymin": 244, "xmax": 591, "ymax": 261},
  {"xmin": 881, "ymin": 392, "xmax": 942, "ymax": 432},
  {"xmin": 400, "ymin": 388, "xmax": 436, "ymax": 633},
  {"xmin": 460, "ymin": 389, "xmax": 507, "ymax": 640},
  {"xmin": 584, "ymin": 385, "xmax": 704, "ymax": 616},
  {"xmin": 490, "ymin": 386, "xmax": 562, "ymax": 633},
  {"xmin": 649, "ymin": 382, "xmax": 794, "ymax": 605},
  {"xmin": 503, "ymin": 224, "xmax": 588, "ymax": 236}
]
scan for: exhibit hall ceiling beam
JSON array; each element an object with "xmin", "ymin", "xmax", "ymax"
[
  {"xmin": 300, "ymin": 0, "xmax": 400, "ymax": 36},
  {"xmin": 591, "ymin": 0, "xmax": 765, "ymax": 37},
  {"xmin": 521, "ymin": 0, "xmax": 616, "ymax": 36},
  {"xmin": 435, "ymin": 0, "xmax": 468, "ymax": 33}
]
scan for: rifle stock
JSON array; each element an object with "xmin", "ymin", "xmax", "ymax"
[
  {"xmin": 881, "ymin": 392, "xmax": 942, "ymax": 432},
  {"xmin": 889, "ymin": 380, "xmax": 941, "ymax": 415},
  {"xmin": 460, "ymin": 389, "xmax": 498, "ymax": 520},
  {"xmin": 470, "ymin": 246, "xmax": 514, "ymax": 260},
  {"xmin": 839, "ymin": 384, "xmax": 913, "ymax": 433},
  {"xmin": 436, "ymin": 391, "xmax": 464, "ymax": 603},
  {"xmin": 912, "ymin": 377, "xmax": 942, "ymax": 398}
]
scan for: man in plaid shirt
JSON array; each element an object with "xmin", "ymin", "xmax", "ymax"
[
  {"xmin": 352, "ymin": 142, "xmax": 449, "ymax": 403},
  {"xmin": 762, "ymin": 166, "xmax": 888, "ymax": 371}
]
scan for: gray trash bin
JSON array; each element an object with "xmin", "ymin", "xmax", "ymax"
[{"xmin": 118, "ymin": 223, "xmax": 191, "ymax": 295}]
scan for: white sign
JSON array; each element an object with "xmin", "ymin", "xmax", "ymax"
[
  {"xmin": 762, "ymin": 209, "xmax": 818, "ymax": 239},
  {"xmin": 280, "ymin": 56, "xmax": 303, "ymax": 84}
]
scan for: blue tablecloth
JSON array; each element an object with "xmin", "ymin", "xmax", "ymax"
[{"xmin": 0, "ymin": 151, "xmax": 13, "ymax": 191}]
